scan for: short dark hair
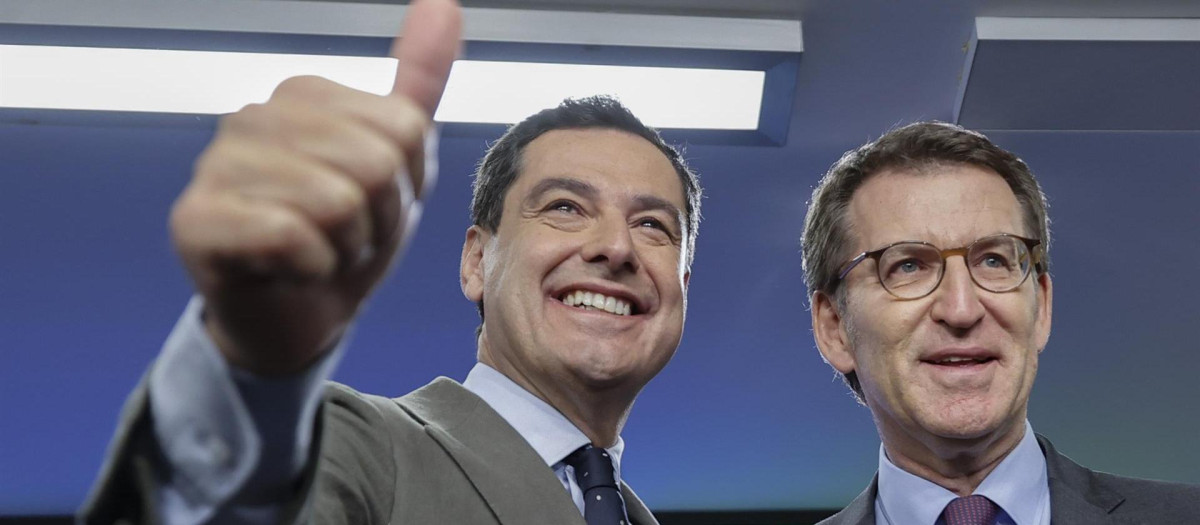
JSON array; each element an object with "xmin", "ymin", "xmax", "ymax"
[
  {"xmin": 801, "ymin": 121, "xmax": 1050, "ymax": 403},
  {"xmin": 469, "ymin": 95, "xmax": 702, "ymax": 326}
]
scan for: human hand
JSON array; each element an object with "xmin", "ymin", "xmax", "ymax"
[{"xmin": 169, "ymin": 0, "xmax": 462, "ymax": 375}]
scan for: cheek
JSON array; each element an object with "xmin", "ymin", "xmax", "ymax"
[
  {"xmin": 843, "ymin": 304, "xmax": 924, "ymax": 387},
  {"xmin": 1016, "ymin": 342, "xmax": 1039, "ymax": 386},
  {"xmin": 645, "ymin": 242, "xmax": 684, "ymax": 273},
  {"xmin": 848, "ymin": 299, "xmax": 922, "ymax": 352},
  {"xmin": 487, "ymin": 233, "xmax": 556, "ymax": 284},
  {"xmin": 986, "ymin": 288, "xmax": 1040, "ymax": 332},
  {"xmin": 643, "ymin": 248, "xmax": 687, "ymax": 297},
  {"xmin": 481, "ymin": 244, "xmax": 537, "ymax": 319}
]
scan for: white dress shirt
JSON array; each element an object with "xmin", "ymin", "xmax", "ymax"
[{"xmin": 874, "ymin": 420, "xmax": 1051, "ymax": 525}]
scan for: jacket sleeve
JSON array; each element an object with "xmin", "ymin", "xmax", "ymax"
[{"xmin": 78, "ymin": 297, "xmax": 346, "ymax": 525}]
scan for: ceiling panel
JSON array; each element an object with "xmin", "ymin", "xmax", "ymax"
[{"xmin": 957, "ymin": 18, "xmax": 1200, "ymax": 131}]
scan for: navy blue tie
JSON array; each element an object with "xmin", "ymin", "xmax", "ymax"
[{"xmin": 565, "ymin": 445, "xmax": 630, "ymax": 525}]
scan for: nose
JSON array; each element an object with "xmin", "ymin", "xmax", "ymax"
[
  {"xmin": 580, "ymin": 214, "xmax": 640, "ymax": 274},
  {"xmin": 929, "ymin": 256, "xmax": 985, "ymax": 331}
]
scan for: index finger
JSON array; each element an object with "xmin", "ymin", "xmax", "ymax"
[{"xmin": 389, "ymin": 0, "xmax": 462, "ymax": 117}]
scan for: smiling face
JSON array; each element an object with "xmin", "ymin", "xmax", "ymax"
[
  {"xmin": 462, "ymin": 127, "xmax": 690, "ymax": 406},
  {"xmin": 813, "ymin": 164, "xmax": 1052, "ymax": 464}
]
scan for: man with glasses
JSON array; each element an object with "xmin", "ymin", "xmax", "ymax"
[{"xmin": 802, "ymin": 122, "xmax": 1199, "ymax": 524}]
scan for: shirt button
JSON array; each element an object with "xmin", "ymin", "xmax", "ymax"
[
  {"xmin": 193, "ymin": 427, "xmax": 232, "ymax": 469},
  {"xmin": 209, "ymin": 436, "xmax": 232, "ymax": 468}
]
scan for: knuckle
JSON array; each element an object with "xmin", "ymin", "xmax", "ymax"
[
  {"xmin": 315, "ymin": 179, "xmax": 367, "ymax": 227},
  {"xmin": 257, "ymin": 210, "xmax": 312, "ymax": 258},
  {"xmin": 378, "ymin": 95, "xmax": 429, "ymax": 146},
  {"xmin": 192, "ymin": 142, "xmax": 249, "ymax": 186},
  {"xmin": 168, "ymin": 195, "xmax": 202, "ymax": 241},
  {"xmin": 220, "ymin": 102, "xmax": 269, "ymax": 132},
  {"xmin": 356, "ymin": 142, "xmax": 403, "ymax": 194},
  {"xmin": 272, "ymin": 75, "xmax": 334, "ymax": 102},
  {"xmin": 191, "ymin": 145, "xmax": 226, "ymax": 179},
  {"xmin": 389, "ymin": 95, "xmax": 430, "ymax": 127}
]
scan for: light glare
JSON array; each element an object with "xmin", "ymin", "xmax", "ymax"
[
  {"xmin": 437, "ymin": 61, "xmax": 763, "ymax": 129},
  {"xmin": 0, "ymin": 44, "xmax": 764, "ymax": 130}
]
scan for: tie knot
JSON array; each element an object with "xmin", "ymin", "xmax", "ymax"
[
  {"xmin": 942, "ymin": 495, "xmax": 1000, "ymax": 525},
  {"xmin": 565, "ymin": 445, "xmax": 618, "ymax": 492}
]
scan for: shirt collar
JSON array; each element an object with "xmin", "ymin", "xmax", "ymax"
[
  {"xmin": 462, "ymin": 362, "xmax": 625, "ymax": 478},
  {"xmin": 877, "ymin": 445, "xmax": 958, "ymax": 525},
  {"xmin": 877, "ymin": 420, "xmax": 1048, "ymax": 525},
  {"xmin": 973, "ymin": 420, "xmax": 1048, "ymax": 525}
]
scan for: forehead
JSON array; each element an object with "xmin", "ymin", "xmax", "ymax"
[
  {"xmin": 848, "ymin": 164, "xmax": 1024, "ymax": 250},
  {"xmin": 508, "ymin": 128, "xmax": 685, "ymax": 208}
]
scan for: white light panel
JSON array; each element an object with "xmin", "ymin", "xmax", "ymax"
[{"xmin": 0, "ymin": 45, "xmax": 765, "ymax": 130}]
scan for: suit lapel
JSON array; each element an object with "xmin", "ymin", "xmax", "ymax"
[
  {"xmin": 622, "ymin": 483, "xmax": 659, "ymax": 525},
  {"xmin": 396, "ymin": 378, "xmax": 586, "ymax": 525},
  {"xmin": 819, "ymin": 475, "xmax": 876, "ymax": 525},
  {"xmin": 825, "ymin": 437, "xmax": 1138, "ymax": 525},
  {"xmin": 1037, "ymin": 434, "xmax": 1132, "ymax": 525}
]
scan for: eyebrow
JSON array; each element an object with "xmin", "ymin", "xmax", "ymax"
[{"xmin": 523, "ymin": 177, "xmax": 598, "ymax": 206}]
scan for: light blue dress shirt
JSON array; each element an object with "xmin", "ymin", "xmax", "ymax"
[
  {"xmin": 874, "ymin": 420, "xmax": 1051, "ymax": 525},
  {"xmin": 461, "ymin": 363, "xmax": 625, "ymax": 515},
  {"xmin": 146, "ymin": 297, "xmax": 620, "ymax": 524}
]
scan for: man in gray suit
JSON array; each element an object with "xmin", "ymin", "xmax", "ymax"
[
  {"xmin": 81, "ymin": 0, "xmax": 698, "ymax": 523},
  {"xmin": 802, "ymin": 122, "xmax": 1200, "ymax": 524}
]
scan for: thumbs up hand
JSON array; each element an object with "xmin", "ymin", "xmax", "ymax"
[{"xmin": 170, "ymin": 0, "xmax": 462, "ymax": 375}]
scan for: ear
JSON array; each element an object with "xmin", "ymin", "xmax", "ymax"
[
  {"xmin": 812, "ymin": 291, "xmax": 856, "ymax": 375},
  {"xmin": 460, "ymin": 226, "xmax": 488, "ymax": 302},
  {"xmin": 1033, "ymin": 272, "xmax": 1053, "ymax": 353}
]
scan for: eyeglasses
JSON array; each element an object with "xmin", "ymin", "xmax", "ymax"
[{"xmin": 836, "ymin": 234, "xmax": 1045, "ymax": 300}]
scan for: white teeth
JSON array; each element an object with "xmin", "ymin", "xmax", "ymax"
[{"xmin": 559, "ymin": 290, "xmax": 633, "ymax": 316}]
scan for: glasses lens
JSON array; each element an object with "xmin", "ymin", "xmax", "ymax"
[
  {"xmin": 967, "ymin": 235, "xmax": 1030, "ymax": 292},
  {"xmin": 877, "ymin": 243, "xmax": 942, "ymax": 298}
]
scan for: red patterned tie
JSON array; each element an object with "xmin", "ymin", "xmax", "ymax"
[{"xmin": 941, "ymin": 495, "xmax": 1000, "ymax": 525}]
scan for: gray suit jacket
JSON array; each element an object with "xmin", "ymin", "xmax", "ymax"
[
  {"xmin": 80, "ymin": 377, "xmax": 659, "ymax": 525},
  {"xmin": 818, "ymin": 435, "xmax": 1200, "ymax": 525}
]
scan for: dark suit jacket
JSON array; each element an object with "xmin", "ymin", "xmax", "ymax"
[
  {"xmin": 818, "ymin": 435, "xmax": 1200, "ymax": 525},
  {"xmin": 80, "ymin": 377, "xmax": 659, "ymax": 525}
]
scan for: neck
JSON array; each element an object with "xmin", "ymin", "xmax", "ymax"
[
  {"xmin": 546, "ymin": 385, "xmax": 633, "ymax": 447},
  {"xmin": 880, "ymin": 418, "xmax": 1027, "ymax": 497},
  {"xmin": 477, "ymin": 338, "xmax": 635, "ymax": 447}
]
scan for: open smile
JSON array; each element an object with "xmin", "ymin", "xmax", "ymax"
[
  {"xmin": 923, "ymin": 356, "xmax": 997, "ymax": 366},
  {"xmin": 557, "ymin": 289, "xmax": 637, "ymax": 316},
  {"xmin": 918, "ymin": 348, "xmax": 1001, "ymax": 383}
]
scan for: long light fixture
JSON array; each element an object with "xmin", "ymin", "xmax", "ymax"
[
  {"xmin": 0, "ymin": 1, "xmax": 801, "ymax": 133},
  {"xmin": 0, "ymin": 45, "xmax": 765, "ymax": 129}
]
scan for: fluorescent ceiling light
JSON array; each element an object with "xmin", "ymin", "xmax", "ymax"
[
  {"xmin": 438, "ymin": 61, "xmax": 763, "ymax": 129},
  {"xmin": 0, "ymin": 45, "xmax": 765, "ymax": 130}
]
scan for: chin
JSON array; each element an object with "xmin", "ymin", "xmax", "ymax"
[
  {"xmin": 922, "ymin": 404, "xmax": 1009, "ymax": 441},
  {"xmin": 570, "ymin": 368, "xmax": 643, "ymax": 393},
  {"xmin": 586, "ymin": 360, "xmax": 669, "ymax": 395},
  {"xmin": 555, "ymin": 347, "xmax": 636, "ymax": 385}
]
